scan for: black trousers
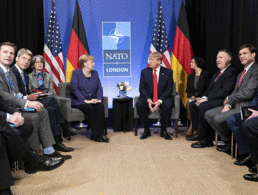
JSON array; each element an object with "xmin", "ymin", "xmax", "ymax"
[
  {"xmin": 136, "ymin": 97, "xmax": 174, "ymax": 128},
  {"xmin": 38, "ymin": 96, "xmax": 65, "ymax": 137},
  {"xmin": 73, "ymin": 103, "xmax": 104, "ymax": 138},
  {"xmin": 0, "ymin": 121, "xmax": 32, "ymax": 190},
  {"xmin": 242, "ymin": 117, "xmax": 258, "ymax": 165},
  {"xmin": 190, "ymin": 100, "xmax": 216, "ymax": 140}
]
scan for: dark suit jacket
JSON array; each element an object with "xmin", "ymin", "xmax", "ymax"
[
  {"xmin": 70, "ymin": 69, "xmax": 103, "ymax": 106},
  {"xmin": 202, "ymin": 65, "xmax": 239, "ymax": 107},
  {"xmin": 139, "ymin": 66, "xmax": 173, "ymax": 102},
  {"xmin": 0, "ymin": 96, "xmax": 18, "ymax": 122},
  {"xmin": 186, "ymin": 70, "xmax": 212, "ymax": 98},
  {"xmin": 10, "ymin": 65, "xmax": 31, "ymax": 96}
]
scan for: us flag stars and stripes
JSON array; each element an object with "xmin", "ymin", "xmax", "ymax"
[
  {"xmin": 43, "ymin": 0, "xmax": 65, "ymax": 94},
  {"xmin": 148, "ymin": 0, "xmax": 171, "ymax": 69}
]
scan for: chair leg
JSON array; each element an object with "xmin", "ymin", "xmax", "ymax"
[
  {"xmin": 67, "ymin": 122, "xmax": 72, "ymax": 141},
  {"xmin": 104, "ymin": 118, "xmax": 107, "ymax": 135},
  {"xmin": 235, "ymin": 144, "xmax": 238, "ymax": 160},
  {"xmin": 231, "ymin": 133, "xmax": 234, "ymax": 159},
  {"xmin": 174, "ymin": 119, "xmax": 178, "ymax": 138},
  {"xmin": 135, "ymin": 119, "xmax": 138, "ymax": 136},
  {"xmin": 215, "ymin": 132, "xmax": 218, "ymax": 147}
]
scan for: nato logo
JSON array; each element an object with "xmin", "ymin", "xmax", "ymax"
[{"xmin": 102, "ymin": 22, "xmax": 131, "ymax": 77}]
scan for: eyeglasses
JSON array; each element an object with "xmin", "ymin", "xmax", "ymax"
[
  {"xmin": 238, "ymin": 52, "xmax": 251, "ymax": 57},
  {"xmin": 34, "ymin": 61, "xmax": 43, "ymax": 64}
]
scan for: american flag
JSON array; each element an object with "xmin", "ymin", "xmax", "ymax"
[
  {"xmin": 43, "ymin": 0, "xmax": 65, "ymax": 94},
  {"xmin": 148, "ymin": 0, "xmax": 171, "ymax": 69}
]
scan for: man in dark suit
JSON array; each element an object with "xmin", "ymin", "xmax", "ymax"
[
  {"xmin": 241, "ymin": 111, "xmax": 258, "ymax": 181},
  {"xmin": 0, "ymin": 96, "xmax": 65, "ymax": 194},
  {"xmin": 10, "ymin": 49, "xmax": 83, "ymax": 154},
  {"xmin": 136, "ymin": 52, "xmax": 174, "ymax": 140},
  {"xmin": 188, "ymin": 50, "xmax": 239, "ymax": 148},
  {"xmin": 205, "ymin": 44, "xmax": 258, "ymax": 151},
  {"xmin": 226, "ymin": 88, "xmax": 258, "ymax": 170}
]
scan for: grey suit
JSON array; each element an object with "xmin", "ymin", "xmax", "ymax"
[
  {"xmin": 0, "ymin": 67, "xmax": 55, "ymax": 150},
  {"xmin": 205, "ymin": 62, "xmax": 258, "ymax": 141},
  {"xmin": 29, "ymin": 71, "xmax": 54, "ymax": 96}
]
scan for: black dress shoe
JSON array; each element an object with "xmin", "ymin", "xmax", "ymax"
[
  {"xmin": 234, "ymin": 154, "xmax": 251, "ymax": 166},
  {"xmin": 44, "ymin": 151, "xmax": 72, "ymax": 160},
  {"xmin": 186, "ymin": 134, "xmax": 199, "ymax": 141},
  {"xmin": 24, "ymin": 155, "xmax": 65, "ymax": 174},
  {"xmin": 191, "ymin": 139, "xmax": 213, "ymax": 148},
  {"xmin": 53, "ymin": 142, "xmax": 74, "ymax": 152},
  {"xmin": 91, "ymin": 135, "xmax": 109, "ymax": 143},
  {"xmin": 249, "ymin": 165, "xmax": 257, "ymax": 173},
  {"xmin": 216, "ymin": 144, "xmax": 231, "ymax": 153},
  {"xmin": 160, "ymin": 130, "xmax": 172, "ymax": 140},
  {"xmin": 243, "ymin": 173, "xmax": 258, "ymax": 182},
  {"xmin": 140, "ymin": 131, "xmax": 151, "ymax": 140},
  {"xmin": 0, "ymin": 187, "xmax": 13, "ymax": 195},
  {"xmin": 63, "ymin": 127, "xmax": 84, "ymax": 137}
]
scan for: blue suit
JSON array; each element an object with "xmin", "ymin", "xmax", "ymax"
[
  {"xmin": 226, "ymin": 88, "xmax": 258, "ymax": 155},
  {"xmin": 70, "ymin": 69, "xmax": 104, "ymax": 138}
]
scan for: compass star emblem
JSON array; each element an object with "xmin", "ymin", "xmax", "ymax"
[{"xmin": 108, "ymin": 28, "xmax": 124, "ymax": 44}]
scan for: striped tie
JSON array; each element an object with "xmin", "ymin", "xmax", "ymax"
[{"xmin": 237, "ymin": 69, "xmax": 246, "ymax": 88}]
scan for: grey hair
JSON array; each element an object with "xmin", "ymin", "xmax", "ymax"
[
  {"xmin": 17, "ymin": 48, "xmax": 33, "ymax": 58},
  {"xmin": 31, "ymin": 55, "xmax": 45, "ymax": 68}
]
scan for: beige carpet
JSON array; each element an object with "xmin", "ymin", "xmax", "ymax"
[{"xmin": 12, "ymin": 127, "xmax": 258, "ymax": 195}]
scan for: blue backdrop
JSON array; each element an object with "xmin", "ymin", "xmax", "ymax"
[{"xmin": 43, "ymin": 0, "xmax": 184, "ymax": 107}]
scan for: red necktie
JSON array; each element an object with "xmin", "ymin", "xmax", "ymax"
[
  {"xmin": 215, "ymin": 72, "xmax": 221, "ymax": 81},
  {"xmin": 153, "ymin": 69, "xmax": 158, "ymax": 102},
  {"xmin": 238, "ymin": 69, "xmax": 246, "ymax": 88}
]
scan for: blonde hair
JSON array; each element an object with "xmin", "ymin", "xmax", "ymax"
[
  {"xmin": 78, "ymin": 54, "xmax": 94, "ymax": 68},
  {"xmin": 149, "ymin": 52, "xmax": 162, "ymax": 62}
]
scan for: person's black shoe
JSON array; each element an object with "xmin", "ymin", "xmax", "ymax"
[
  {"xmin": 0, "ymin": 187, "xmax": 13, "ymax": 195},
  {"xmin": 249, "ymin": 165, "xmax": 257, "ymax": 173},
  {"xmin": 234, "ymin": 154, "xmax": 251, "ymax": 166},
  {"xmin": 191, "ymin": 139, "xmax": 213, "ymax": 148},
  {"xmin": 216, "ymin": 143, "xmax": 231, "ymax": 153},
  {"xmin": 24, "ymin": 155, "xmax": 65, "ymax": 174},
  {"xmin": 53, "ymin": 142, "xmax": 74, "ymax": 152},
  {"xmin": 91, "ymin": 135, "xmax": 109, "ymax": 143},
  {"xmin": 63, "ymin": 127, "xmax": 84, "ymax": 138},
  {"xmin": 243, "ymin": 173, "xmax": 258, "ymax": 182},
  {"xmin": 44, "ymin": 151, "xmax": 72, "ymax": 160},
  {"xmin": 140, "ymin": 131, "xmax": 151, "ymax": 140},
  {"xmin": 160, "ymin": 130, "xmax": 172, "ymax": 140},
  {"xmin": 186, "ymin": 134, "xmax": 199, "ymax": 141}
]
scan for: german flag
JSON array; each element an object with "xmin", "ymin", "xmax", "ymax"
[
  {"xmin": 171, "ymin": 0, "xmax": 194, "ymax": 107},
  {"xmin": 66, "ymin": 0, "xmax": 90, "ymax": 82}
]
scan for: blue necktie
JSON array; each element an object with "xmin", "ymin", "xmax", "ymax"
[
  {"xmin": 6, "ymin": 71, "xmax": 15, "ymax": 91},
  {"xmin": 36, "ymin": 72, "xmax": 44, "ymax": 90}
]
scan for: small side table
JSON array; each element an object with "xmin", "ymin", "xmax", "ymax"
[{"xmin": 113, "ymin": 97, "xmax": 133, "ymax": 132}]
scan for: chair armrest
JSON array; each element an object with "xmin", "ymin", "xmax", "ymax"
[
  {"xmin": 171, "ymin": 94, "xmax": 180, "ymax": 119},
  {"xmin": 102, "ymin": 96, "xmax": 108, "ymax": 118},
  {"xmin": 134, "ymin": 96, "xmax": 139, "ymax": 118},
  {"xmin": 55, "ymin": 96, "xmax": 72, "ymax": 120}
]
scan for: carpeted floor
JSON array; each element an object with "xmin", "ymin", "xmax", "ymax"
[{"xmin": 12, "ymin": 127, "xmax": 258, "ymax": 195}]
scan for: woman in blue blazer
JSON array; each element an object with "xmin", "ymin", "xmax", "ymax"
[{"xmin": 70, "ymin": 54, "xmax": 109, "ymax": 143}]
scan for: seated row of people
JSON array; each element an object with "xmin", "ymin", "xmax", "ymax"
[
  {"xmin": 0, "ymin": 42, "xmax": 108, "ymax": 194},
  {"xmin": 186, "ymin": 44, "xmax": 258, "ymax": 182}
]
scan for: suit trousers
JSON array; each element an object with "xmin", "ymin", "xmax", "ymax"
[
  {"xmin": 0, "ymin": 121, "xmax": 29, "ymax": 190},
  {"xmin": 38, "ymin": 96, "xmax": 65, "ymax": 137},
  {"xmin": 205, "ymin": 106, "xmax": 239, "ymax": 141},
  {"xmin": 226, "ymin": 113, "xmax": 250, "ymax": 155},
  {"xmin": 136, "ymin": 97, "xmax": 174, "ymax": 128},
  {"xmin": 73, "ymin": 103, "xmax": 104, "ymax": 138},
  {"xmin": 22, "ymin": 108, "xmax": 55, "ymax": 151},
  {"xmin": 189, "ymin": 100, "xmax": 215, "ymax": 140},
  {"xmin": 242, "ymin": 117, "xmax": 258, "ymax": 164}
]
